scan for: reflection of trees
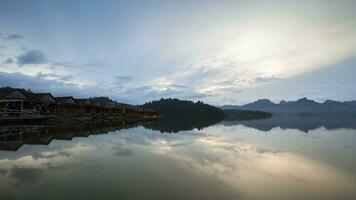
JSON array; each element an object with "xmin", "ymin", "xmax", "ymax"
[
  {"xmin": 142, "ymin": 116, "xmax": 221, "ymax": 133},
  {"xmin": 223, "ymin": 109, "xmax": 272, "ymax": 120}
]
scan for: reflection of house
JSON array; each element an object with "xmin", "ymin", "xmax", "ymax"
[
  {"xmin": 23, "ymin": 134, "xmax": 54, "ymax": 145},
  {"xmin": 54, "ymin": 132, "xmax": 75, "ymax": 141},
  {"xmin": 0, "ymin": 118, "xmax": 145, "ymax": 151},
  {"xmin": 0, "ymin": 141, "xmax": 24, "ymax": 151}
]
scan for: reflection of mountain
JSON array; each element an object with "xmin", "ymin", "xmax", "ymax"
[
  {"xmin": 221, "ymin": 114, "xmax": 356, "ymax": 132},
  {"xmin": 223, "ymin": 109, "xmax": 272, "ymax": 120},
  {"xmin": 0, "ymin": 119, "xmax": 142, "ymax": 151},
  {"xmin": 142, "ymin": 116, "xmax": 220, "ymax": 133},
  {"xmin": 221, "ymin": 98, "xmax": 356, "ymax": 114}
]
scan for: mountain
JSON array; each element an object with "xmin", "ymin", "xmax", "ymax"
[
  {"xmin": 220, "ymin": 98, "xmax": 356, "ymax": 114},
  {"xmin": 141, "ymin": 98, "xmax": 225, "ymax": 120},
  {"xmin": 140, "ymin": 98, "xmax": 225, "ymax": 132}
]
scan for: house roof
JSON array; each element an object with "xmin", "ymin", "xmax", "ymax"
[
  {"xmin": 0, "ymin": 87, "xmax": 30, "ymax": 100},
  {"xmin": 0, "ymin": 87, "xmax": 15, "ymax": 98},
  {"xmin": 89, "ymin": 99, "xmax": 102, "ymax": 106},
  {"xmin": 33, "ymin": 93, "xmax": 55, "ymax": 99},
  {"xmin": 55, "ymin": 96, "xmax": 77, "ymax": 104},
  {"xmin": 31, "ymin": 93, "xmax": 56, "ymax": 103},
  {"xmin": 0, "ymin": 88, "xmax": 58, "ymax": 103},
  {"xmin": 74, "ymin": 98, "xmax": 92, "ymax": 105}
]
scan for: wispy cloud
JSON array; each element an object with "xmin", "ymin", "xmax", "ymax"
[
  {"xmin": 115, "ymin": 75, "xmax": 134, "ymax": 82},
  {"xmin": 36, "ymin": 72, "xmax": 73, "ymax": 82},
  {"xmin": 0, "ymin": 32, "xmax": 24, "ymax": 41},
  {"xmin": 3, "ymin": 33, "xmax": 24, "ymax": 40}
]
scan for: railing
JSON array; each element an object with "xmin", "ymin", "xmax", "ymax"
[{"xmin": 0, "ymin": 108, "xmax": 41, "ymax": 117}]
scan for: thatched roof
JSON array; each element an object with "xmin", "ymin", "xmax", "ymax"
[{"xmin": 54, "ymin": 96, "xmax": 77, "ymax": 104}]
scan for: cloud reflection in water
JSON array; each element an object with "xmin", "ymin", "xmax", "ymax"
[{"xmin": 0, "ymin": 125, "xmax": 355, "ymax": 200}]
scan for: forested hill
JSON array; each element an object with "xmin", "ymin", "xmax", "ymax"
[
  {"xmin": 89, "ymin": 97, "xmax": 117, "ymax": 104},
  {"xmin": 220, "ymin": 98, "xmax": 356, "ymax": 114},
  {"xmin": 140, "ymin": 98, "xmax": 225, "ymax": 120}
]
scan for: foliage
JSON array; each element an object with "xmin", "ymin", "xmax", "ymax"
[{"xmin": 141, "ymin": 98, "xmax": 225, "ymax": 119}]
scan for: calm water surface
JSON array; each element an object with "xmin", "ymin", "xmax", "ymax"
[{"xmin": 1, "ymin": 116, "xmax": 356, "ymax": 200}]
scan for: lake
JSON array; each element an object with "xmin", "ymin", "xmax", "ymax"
[{"xmin": 1, "ymin": 115, "xmax": 356, "ymax": 200}]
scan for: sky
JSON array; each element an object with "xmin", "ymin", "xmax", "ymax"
[{"xmin": 0, "ymin": 0, "xmax": 356, "ymax": 105}]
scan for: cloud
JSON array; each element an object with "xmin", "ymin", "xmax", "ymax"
[
  {"xmin": 52, "ymin": 60, "xmax": 104, "ymax": 72},
  {"xmin": 9, "ymin": 167, "xmax": 43, "ymax": 184},
  {"xmin": 0, "ymin": 45, "xmax": 7, "ymax": 50},
  {"xmin": 36, "ymin": 72, "xmax": 73, "ymax": 82},
  {"xmin": 120, "ymin": 83, "xmax": 209, "ymax": 103},
  {"xmin": 113, "ymin": 147, "xmax": 133, "ymax": 157},
  {"xmin": 254, "ymin": 76, "xmax": 281, "ymax": 84},
  {"xmin": 111, "ymin": 75, "xmax": 135, "ymax": 90},
  {"xmin": 52, "ymin": 61, "xmax": 77, "ymax": 68},
  {"xmin": 256, "ymin": 148, "xmax": 284, "ymax": 155},
  {"xmin": 2, "ymin": 58, "xmax": 14, "ymax": 64},
  {"xmin": 0, "ymin": 71, "xmax": 91, "ymax": 97},
  {"xmin": 17, "ymin": 50, "xmax": 48, "ymax": 65},
  {"xmin": 85, "ymin": 60, "xmax": 106, "ymax": 68},
  {"xmin": 3, "ymin": 33, "xmax": 24, "ymax": 40},
  {"xmin": 155, "ymin": 56, "xmax": 252, "ymax": 98},
  {"xmin": 115, "ymin": 75, "xmax": 134, "ymax": 82},
  {"xmin": 0, "ymin": 71, "xmax": 143, "ymax": 103}
]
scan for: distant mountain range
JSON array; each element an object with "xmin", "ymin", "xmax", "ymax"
[{"xmin": 220, "ymin": 98, "xmax": 356, "ymax": 114}]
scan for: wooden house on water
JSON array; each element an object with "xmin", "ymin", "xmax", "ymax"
[
  {"xmin": 0, "ymin": 87, "xmax": 157, "ymax": 123},
  {"xmin": 0, "ymin": 88, "xmax": 54, "ymax": 122},
  {"xmin": 74, "ymin": 98, "xmax": 93, "ymax": 115},
  {"xmin": 54, "ymin": 96, "xmax": 78, "ymax": 115}
]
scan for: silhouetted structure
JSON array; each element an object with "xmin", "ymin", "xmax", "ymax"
[{"xmin": 0, "ymin": 87, "xmax": 156, "ymax": 123}]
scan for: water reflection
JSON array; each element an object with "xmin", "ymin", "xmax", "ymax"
[
  {"xmin": 0, "ymin": 119, "xmax": 141, "ymax": 151},
  {"xmin": 142, "ymin": 115, "xmax": 220, "ymax": 133},
  {"xmin": 0, "ymin": 117, "xmax": 356, "ymax": 199},
  {"xmin": 221, "ymin": 114, "xmax": 356, "ymax": 132}
]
